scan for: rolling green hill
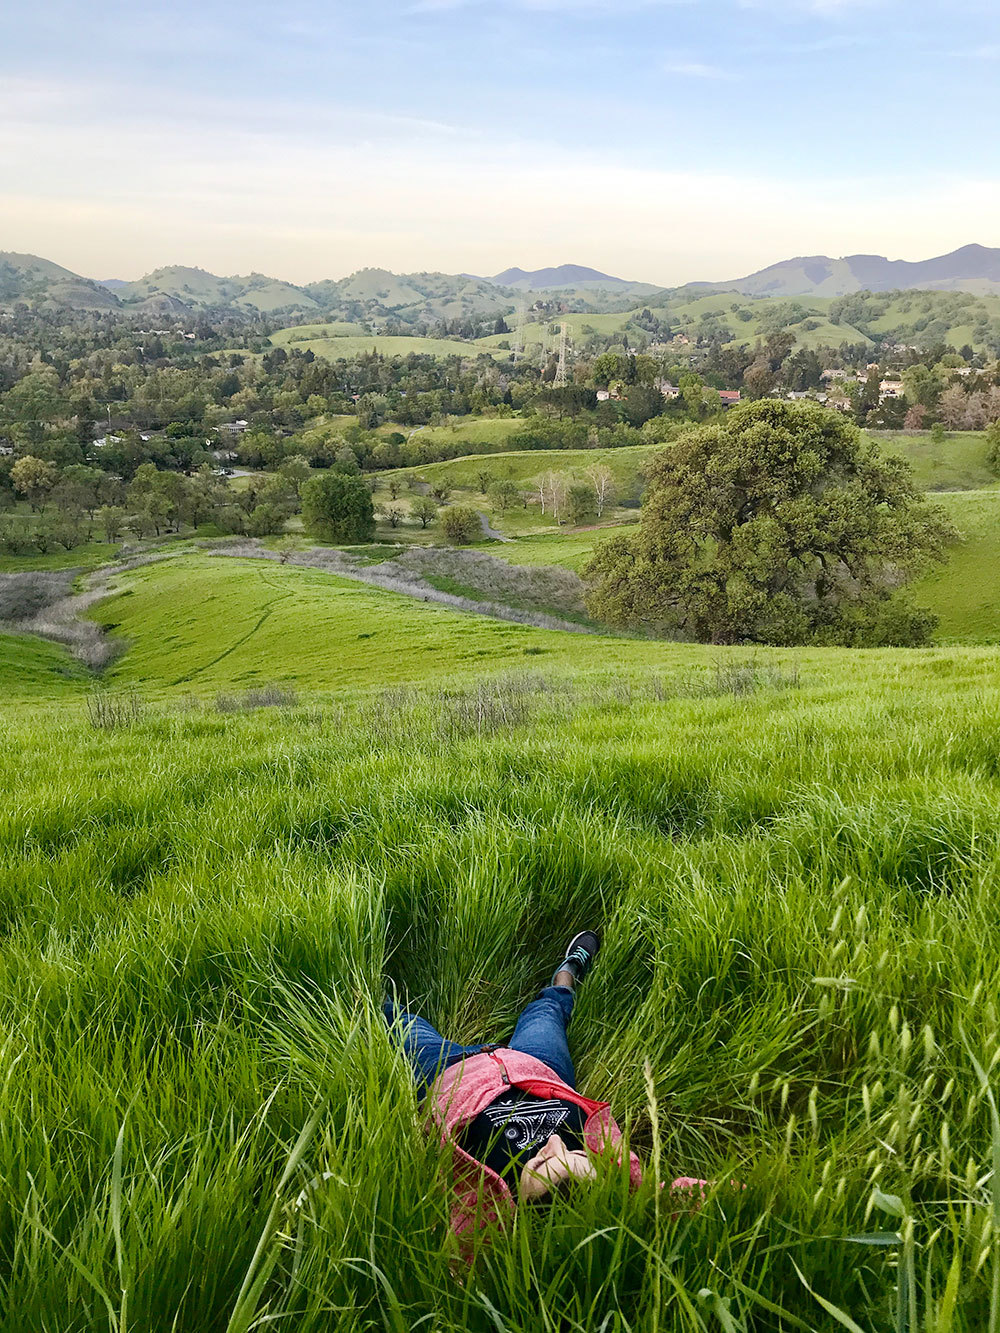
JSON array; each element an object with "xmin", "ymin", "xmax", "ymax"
[
  {"xmin": 270, "ymin": 321, "xmax": 369, "ymax": 344},
  {"xmin": 118, "ymin": 266, "xmax": 319, "ymax": 313},
  {"xmin": 272, "ymin": 333, "xmax": 504, "ymax": 361},
  {"xmin": 89, "ymin": 555, "xmax": 614, "ymax": 694},
  {"xmin": 0, "ymin": 251, "xmax": 120, "ymax": 311},
  {"xmin": 403, "ymin": 444, "xmax": 658, "ymax": 496}
]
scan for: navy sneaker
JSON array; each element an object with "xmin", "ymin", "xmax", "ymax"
[{"xmin": 551, "ymin": 930, "xmax": 601, "ymax": 986}]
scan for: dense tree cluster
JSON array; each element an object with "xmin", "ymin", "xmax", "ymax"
[{"xmin": 1, "ymin": 300, "xmax": 993, "ymax": 561}]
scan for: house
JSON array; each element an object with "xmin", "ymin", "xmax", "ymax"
[
  {"xmin": 0, "ymin": 442, "xmax": 13, "ymax": 457},
  {"xmin": 92, "ymin": 434, "xmax": 124, "ymax": 448},
  {"xmin": 879, "ymin": 380, "xmax": 905, "ymax": 401},
  {"xmin": 719, "ymin": 390, "xmax": 741, "ymax": 408},
  {"xmin": 821, "ymin": 368, "xmax": 848, "ymax": 382},
  {"xmin": 655, "ymin": 379, "xmax": 681, "ymax": 399},
  {"xmin": 596, "ymin": 389, "xmax": 611, "ymax": 402},
  {"xmin": 216, "ymin": 420, "xmax": 249, "ymax": 436}
]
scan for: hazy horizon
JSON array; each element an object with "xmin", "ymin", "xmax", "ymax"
[
  {"xmin": 3, "ymin": 0, "xmax": 999, "ymax": 285},
  {"xmin": 4, "ymin": 241, "xmax": 997, "ymax": 290}
]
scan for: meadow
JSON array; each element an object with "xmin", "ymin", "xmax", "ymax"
[
  {"xmin": 268, "ymin": 332, "xmax": 503, "ymax": 361},
  {"xmin": 4, "ymin": 637, "xmax": 1000, "ymax": 1330}
]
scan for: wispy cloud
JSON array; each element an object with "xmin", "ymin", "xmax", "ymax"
[
  {"xmin": 408, "ymin": 0, "xmax": 697, "ymax": 11},
  {"xmin": 663, "ymin": 60, "xmax": 731, "ymax": 77},
  {"xmin": 738, "ymin": 0, "xmax": 884, "ymax": 11}
]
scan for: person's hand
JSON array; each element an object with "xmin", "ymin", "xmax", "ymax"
[{"xmin": 519, "ymin": 1134, "xmax": 596, "ymax": 1201}]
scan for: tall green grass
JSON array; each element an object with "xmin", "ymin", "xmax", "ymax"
[{"xmin": 2, "ymin": 662, "xmax": 1000, "ymax": 1328}]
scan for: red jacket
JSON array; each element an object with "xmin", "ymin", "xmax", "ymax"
[{"xmin": 426, "ymin": 1047, "xmax": 699, "ymax": 1239}]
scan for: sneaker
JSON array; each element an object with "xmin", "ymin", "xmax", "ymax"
[{"xmin": 551, "ymin": 930, "xmax": 601, "ymax": 987}]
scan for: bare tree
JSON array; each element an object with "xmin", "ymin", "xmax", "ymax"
[
  {"xmin": 379, "ymin": 503, "xmax": 405, "ymax": 529},
  {"xmin": 587, "ymin": 464, "xmax": 616, "ymax": 519},
  {"xmin": 938, "ymin": 384, "xmax": 968, "ymax": 430},
  {"xmin": 542, "ymin": 470, "xmax": 568, "ymax": 525}
]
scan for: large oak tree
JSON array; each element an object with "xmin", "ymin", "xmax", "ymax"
[{"xmin": 584, "ymin": 400, "xmax": 956, "ymax": 646}]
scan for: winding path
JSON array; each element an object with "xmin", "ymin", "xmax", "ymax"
[
  {"xmin": 207, "ymin": 541, "xmax": 597, "ymax": 635},
  {"xmin": 477, "ymin": 510, "xmax": 513, "ymax": 542}
]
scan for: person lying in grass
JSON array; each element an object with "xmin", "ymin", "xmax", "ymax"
[{"xmin": 384, "ymin": 931, "xmax": 705, "ymax": 1239}]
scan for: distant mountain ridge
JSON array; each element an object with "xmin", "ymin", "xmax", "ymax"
[
  {"xmin": 488, "ymin": 264, "xmax": 656, "ymax": 293},
  {"xmin": 698, "ymin": 244, "xmax": 1000, "ymax": 297},
  {"xmin": 4, "ymin": 244, "xmax": 1000, "ymax": 317}
]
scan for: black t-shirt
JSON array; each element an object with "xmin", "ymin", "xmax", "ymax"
[{"xmin": 460, "ymin": 1090, "xmax": 588, "ymax": 1189}]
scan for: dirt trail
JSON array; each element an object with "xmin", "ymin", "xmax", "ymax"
[
  {"xmin": 208, "ymin": 540, "xmax": 597, "ymax": 635},
  {"xmin": 477, "ymin": 511, "xmax": 513, "ymax": 542}
]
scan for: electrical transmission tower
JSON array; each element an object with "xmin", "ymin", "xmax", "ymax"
[
  {"xmin": 512, "ymin": 299, "xmax": 527, "ymax": 362},
  {"xmin": 555, "ymin": 321, "xmax": 570, "ymax": 386}
]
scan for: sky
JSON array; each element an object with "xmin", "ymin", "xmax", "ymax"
[{"xmin": 2, "ymin": 0, "xmax": 999, "ymax": 285}]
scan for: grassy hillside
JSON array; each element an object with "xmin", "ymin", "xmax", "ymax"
[
  {"xmin": 0, "ymin": 631, "xmax": 86, "ymax": 700},
  {"xmin": 270, "ymin": 321, "xmax": 369, "ymax": 344},
  {"xmin": 118, "ymin": 267, "xmax": 318, "ymax": 313},
  {"xmin": 911, "ymin": 488, "xmax": 1000, "ymax": 641},
  {"xmin": 0, "ymin": 540, "xmax": 119, "ymax": 574},
  {"xmin": 3, "ymin": 644, "xmax": 1000, "ymax": 1326},
  {"xmin": 876, "ymin": 430, "xmax": 997, "ymax": 491},
  {"xmin": 273, "ymin": 333, "xmax": 503, "ymax": 360},
  {"xmin": 404, "ymin": 444, "xmax": 659, "ymax": 493},
  {"xmin": 89, "ymin": 555, "xmax": 643, "ymax": 695},
  {"xmin": 0, "ymin": 251, "xmax": 120, "ymax": 311}
]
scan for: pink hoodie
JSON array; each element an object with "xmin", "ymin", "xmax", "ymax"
[{"xmin": 426, "ymin": 1046, "xmax": 702, "ymax": 1241}]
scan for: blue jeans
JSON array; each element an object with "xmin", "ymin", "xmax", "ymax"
[{"xmin": 384, "ymin": 986, "xmax": 576, "ymax": 1097}]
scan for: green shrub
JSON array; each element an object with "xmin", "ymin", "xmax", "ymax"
[{"xmin": 441, "ymin": 504, "xmax": 481, "ymax": 545}]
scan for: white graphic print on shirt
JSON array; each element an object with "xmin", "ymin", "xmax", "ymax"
[{"xmin": 479, "ymin": 1094, "xmax": 576, "ymax": 1153}]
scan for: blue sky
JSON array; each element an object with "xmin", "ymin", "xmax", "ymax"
[{"xmin": 3, "ymin": 0, "xmax": 999, "ymax": 283}]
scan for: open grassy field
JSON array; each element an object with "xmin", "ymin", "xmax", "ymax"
[
  {"xmin": 3, "ymin": 640, "xmax": 1000, "ymax": 1327},
  {"xmin": 88, "ymin": 554, "xmax": 659, "ymax": 695},
  {"xmin": 270, "ymin": 321, "xmax": 369, "ymax": 344},
  {"xmin": 392, "ymin": 417, "xmax": 526, "ymax": 450},
  {"xmin": 403, "ymin": 444, "xmax": 659, "ymax": 495},
  {"xmin": 0, "ymin": 539, "xmax": 119, "ymax": 573},
  {"xmin": 876, "ymin": 431, "xmax": 996, "ymax": 492},
  {"xmin": 0, "ymin": 629, "xmax": 87, "ymax": 700},
  {"xmin": 269, "ymin": 333, "xmax": 503, "ymax": 361},
  {"xmin": 911, "ymin": 488, "xmax": 1000, "ymax": 642}
]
